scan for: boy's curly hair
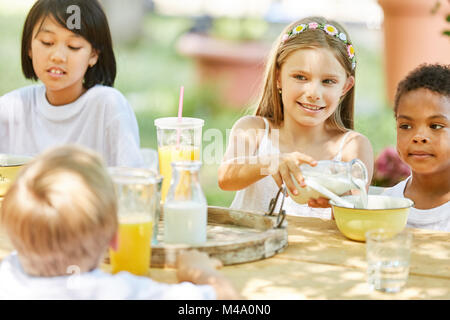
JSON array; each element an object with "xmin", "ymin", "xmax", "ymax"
[{"xmin": 394, "ymin": 64, "xmax": 450, "ymax": 114}]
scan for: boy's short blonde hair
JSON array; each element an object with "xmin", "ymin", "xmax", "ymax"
[{"xmin": 0, "ymin": 145, "xmax": 117, "ymax": 277}]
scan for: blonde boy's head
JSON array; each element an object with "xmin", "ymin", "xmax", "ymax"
[{"xmin": 0, "ymin": 145, "xmax": 117, "ymax": 277}]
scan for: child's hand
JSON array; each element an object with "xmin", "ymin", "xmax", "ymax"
[
  {"xmin": 308, "ymin": 198, "xmax": 336, "ymax": 219},
  {"xmin": 307, "ymin": 197, "xmax": 331, "ymax": 208},
  {"xmin": 271, "ymin": 152, "xmax": 317, "ymax": 196},
  {"xmin": 176, "ymin": 250, "xmax": 240, "ymax": 300},
  {"xmin": 176, "ymin": 250, "xmax": 222, "ymax": 281}
]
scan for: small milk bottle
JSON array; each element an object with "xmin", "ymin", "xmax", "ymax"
[{"xmin": 163, "ymin": 160, "xmax": 207, "ymax": 245}]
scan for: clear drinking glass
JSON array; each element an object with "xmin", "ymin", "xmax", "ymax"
[
  {"xmin": 366, "ymin": 229, "xmax": 412, "ymax": 293},
  {"xmin": 163, "ymin": 161, "xmax": 207, "ymax": 245},
  {"xmin": 138, "ymin": 149, "xmax": 163, "ymax": 245},
  {"xmin": 154, "ymin": 117, "xmax": 204, "ymax": 202},
  {"xmin": 108, "ymin": 167, "xmax": 160, "ymax": 275},
  {"xmin": 140, "ymin": 148, "xmax": 159, "ymax": 172}
]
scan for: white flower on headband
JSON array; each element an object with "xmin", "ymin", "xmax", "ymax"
[
  {"xmin": 323, "ymin": 24, "xmax": 338, "ymax": 36},
  {"xmin": 281, "ymin": 21, "xmax": 357, "ymax": 70},
  {"xmin": 292, "ymin": 24, "xmax": 307, "ymax": 34}
]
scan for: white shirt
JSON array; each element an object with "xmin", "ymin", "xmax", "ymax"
[
  {"xmin": 230, "ymin": 117, "xmax": 352, "ymax": 219},
  {"xmin": 0, "ymin": 252, "xmax": 216, "ymax": 300},
  {"xmin": 383, "ymin": 177, "xmax": 450, "ymax": 232},
  {"xmin": 0, "ymin": 84, "xmax": 143, "ymax": 167}
]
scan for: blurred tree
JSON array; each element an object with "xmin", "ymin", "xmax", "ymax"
[
  {"xmin": 188, "ymin": 15, "xmax": 213, "ymax": 34},
  {"xmin": 431, "ymin": 0, "xmax": 450, "ymax": 36}
]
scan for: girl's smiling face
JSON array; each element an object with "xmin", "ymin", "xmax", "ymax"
[
  {"xmin": 29, "ymin": 16, "xmax": 98, "ymax": 105},
  {"xmin": 277, "ymin": 47, "xmax": 354, "ymax": 128},
  {"xmin": 396, "ymin": 88, "xmax": 450, "ymax": 174}
]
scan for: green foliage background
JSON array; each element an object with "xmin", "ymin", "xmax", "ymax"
[{"xmin": 0, "ymin": 11, "xmax": 396, "ymax": 207}]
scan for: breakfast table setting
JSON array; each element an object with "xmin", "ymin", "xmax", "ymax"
[
  {"xmin": 108, "ymin": 211, "xmax": 450, "ymax": 300},
  {"xmin": 0, "ymin": 152, "xmax": 449, "ymax": 300},
  {"xmin": 0, "ymin": 203, "xmax": 449, "ymax": 300},
  {"xmin": 0, "ymin": 103, "xmax": 449, "ymax": 300}
]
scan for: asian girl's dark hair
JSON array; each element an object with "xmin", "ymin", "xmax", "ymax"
[{"xmin": 21, "ymin": 0, "xmax": 116, "ymax": 89}]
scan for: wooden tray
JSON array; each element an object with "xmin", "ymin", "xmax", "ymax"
[{"xmin": 151, "ymin": 206, "xmax": 288, "ymax": 267}]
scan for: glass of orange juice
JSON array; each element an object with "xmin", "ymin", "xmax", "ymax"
[
  {"xmin": 154, "ymin": 117, "xmax": 204, "ymax": 202},
  {"xmin": 108, "ymin": 167, "xmax": 161, "ymax": 276}
]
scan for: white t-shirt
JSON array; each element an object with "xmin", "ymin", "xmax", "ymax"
[
  {"xmin": 383, "ymin": 177, "xmax": 450, "ymax": 232},
  {"xmin": 0, "ymin": 252, "xmax": 216, "ymax": 300},
  {"xmin": 0, "ymin": 84, "xmax": 143, "ymax": 167}
]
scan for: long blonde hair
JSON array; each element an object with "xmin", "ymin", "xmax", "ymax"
[{"xmin": 255, "ymin": 16, "xmax": 356, "ymax": 131}]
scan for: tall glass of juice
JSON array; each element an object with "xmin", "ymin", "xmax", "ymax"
[
  {"xmin": 154, "ymin": 117, "xmax": 204, "ymax": 202},
  {"xmin": 108, "ymin": 167, "xmax": 160, "ymax": 276}
]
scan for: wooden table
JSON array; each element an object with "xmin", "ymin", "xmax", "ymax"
[{"xmin": 1, "ymin": 215, "xmax": 449, "ymax": 299}]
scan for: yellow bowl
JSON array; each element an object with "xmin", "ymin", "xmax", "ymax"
[
  {"xmin": 0, "ymin": 154, "xmax": 33, "ymax": 197},
  {"xmin": 330, "ymin": 195, "xmax": 414, "ymax": 242}
]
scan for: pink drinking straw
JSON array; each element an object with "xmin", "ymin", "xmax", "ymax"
[{"xmin": 176, "ymin": 86, "xmax": 184, "ymax": 148}]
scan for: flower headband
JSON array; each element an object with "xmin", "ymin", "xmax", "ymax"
[{"xmin": 281, "ymin": 22, "xmax": 356, "ymax": 70}]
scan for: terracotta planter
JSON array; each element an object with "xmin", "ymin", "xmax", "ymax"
[
  {"xmin": 177, "ymin": 33, "xmax": 271, "ymax": 108},
  {"xmin": 378, "ymin": 0, "xmax": 450, "ymax": 104}
]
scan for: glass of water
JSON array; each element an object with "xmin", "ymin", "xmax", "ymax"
[
  {"xmin": 140, "ymin": 148, "xmax": 162, "ymax": 245},
  {"xmin": 366, "ymin": 229, "xmax": 412, "ymax": 293}
]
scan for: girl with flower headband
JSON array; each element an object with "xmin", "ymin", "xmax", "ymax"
[{"xmin": 218, "ymin": 16, "xmax": 374, "ymax": 218}]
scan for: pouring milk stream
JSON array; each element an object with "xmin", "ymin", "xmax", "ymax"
[{"xmin": 288, "ymin": 159, "xmax": 369, "ymax": 209}]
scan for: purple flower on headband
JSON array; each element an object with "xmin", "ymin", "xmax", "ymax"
[
  {"xmin": 308, "ymin": 22, "xmax": 319, "ymax": 29},
  {"xmin": 281, "ymin": 34, "xmax": 289, "ymax": 43},
  {"xmin": 347, "ymin": 44, "xmax": 355, "ymax": 58}
]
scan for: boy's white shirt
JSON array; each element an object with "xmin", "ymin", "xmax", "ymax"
[
  {"xmin": 383, "ymin": 176, "xmax": 450, "ymax": 232},
  {"xmin": 0, "ymin": 84, "xmax": 143, "ymax": 167},
  {"xmin": 0, "ymin": 252, "xmax": 216, "ymax": 300}
]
